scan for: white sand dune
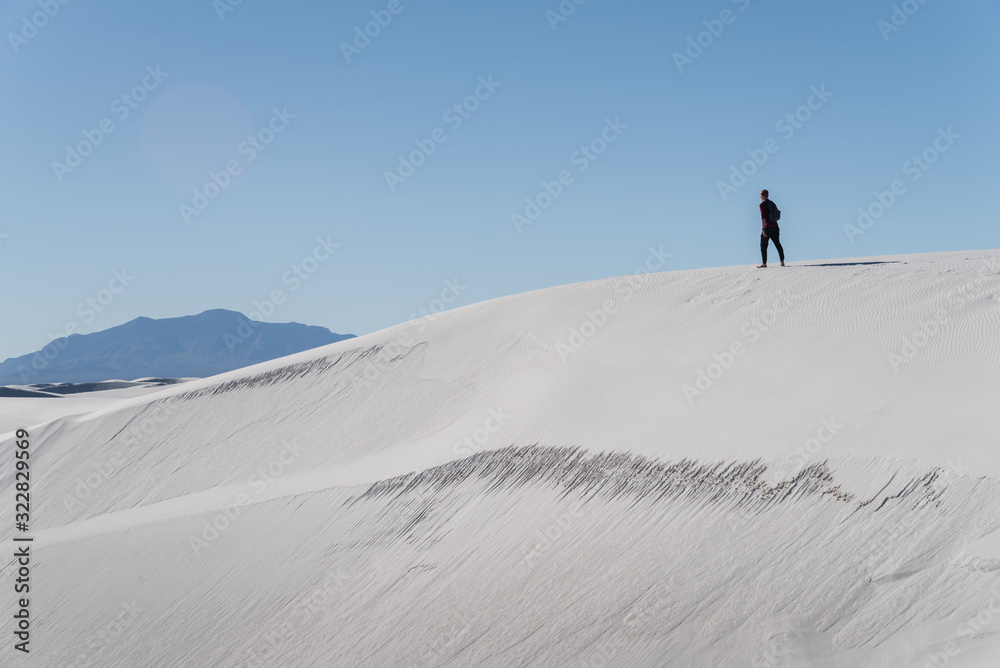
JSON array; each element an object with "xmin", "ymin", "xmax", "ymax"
[
  {"xmin": 2, "ymin": 250, "xmax": 999, "ymax": 667},
  {"xmin": 0, "ymin": 380, "xmax": 190, "ymax": 436}
]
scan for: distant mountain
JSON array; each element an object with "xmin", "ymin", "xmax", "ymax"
[{"xmin": 0, "ymin": 309, "xmax": 354, "ymax": 385}]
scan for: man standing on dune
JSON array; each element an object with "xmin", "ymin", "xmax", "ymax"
[{"xmin": 758, "ymin": 189, "xmax": 785, "ymax": 268}]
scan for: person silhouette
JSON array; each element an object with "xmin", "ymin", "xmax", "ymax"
[{"xmin": 758, "ymin": 189, "xmax": 785, "ymax": 268}]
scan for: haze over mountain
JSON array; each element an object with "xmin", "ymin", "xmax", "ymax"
[{"xmin": 0, "ymin": 309, "xmax": 353, "ymax": 385}]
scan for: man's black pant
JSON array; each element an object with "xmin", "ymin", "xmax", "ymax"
[{"xmin": 761, "ymin": 228, "xmax": 784, "ymax": 264}]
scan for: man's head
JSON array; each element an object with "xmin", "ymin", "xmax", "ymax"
[{"xmin": 760, "ymin": 189, "xmax": 769, "ymax": 200}]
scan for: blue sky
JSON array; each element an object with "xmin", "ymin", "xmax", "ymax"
[{"xmin": 1, "ymin": 0, "xmax": 997, "ymax": 359}]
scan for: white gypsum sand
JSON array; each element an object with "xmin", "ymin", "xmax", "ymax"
[
  {"xmin": 0, "ymin": 381, "xmax": 191, "ymax": 436},
  {"xmin": 1, "ymin": 249, "xmax": 999, "ymax": 667}
]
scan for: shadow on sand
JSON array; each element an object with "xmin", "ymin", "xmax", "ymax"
[{"xmin": 800, "ymin": 261, "xmax": 902, "ymax": 267}]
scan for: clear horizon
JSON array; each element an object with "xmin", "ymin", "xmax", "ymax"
[{"xmin": 2, "ymin": 0, "xmax": 998, "ymax": 359}]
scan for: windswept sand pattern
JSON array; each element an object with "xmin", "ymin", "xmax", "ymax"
[
  {"xmin": 173, "ymin": 343, "xmax": 402, "ymax": 399},
  {"xmin": 4, "ymin": 446, "xmax": 999, "ymax": 667},
  {"xmin": 358, "ymin": 445, "xmax": 854, "ymax": 509}
]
